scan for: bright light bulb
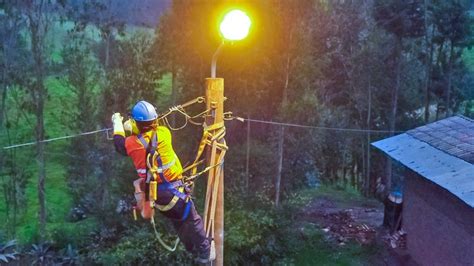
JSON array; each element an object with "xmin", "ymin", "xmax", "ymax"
[{"xmin": 219, "ymin": 10, "xmax": 251, "ymax": 41}]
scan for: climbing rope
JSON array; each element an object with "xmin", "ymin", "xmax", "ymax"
[
  {"xmin": 183, "ymin": 160, "xmax": 223, "ymax": 185},
  {"xmin": 150, "ymin": 215, "xmax": 180, "ymax": 252}
]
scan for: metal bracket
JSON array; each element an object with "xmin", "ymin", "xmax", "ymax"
[{"xmin": 106, "ymin": 129, "xmax": 114, "ymax": 140}]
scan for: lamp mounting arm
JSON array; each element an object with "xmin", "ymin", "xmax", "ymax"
[{"xmin": 211, "ymin": 41, "xmax": 225, "ymax": 78}]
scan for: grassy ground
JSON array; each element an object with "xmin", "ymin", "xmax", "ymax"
[
  {"xmin": 294, "ymin": 237, "xmax": 382, "ymax": 266},
  {"xmin": 282, "ymin": 185, "xmax": 386, "ymax": 265},
  {"xmin": 284, "ymin": 184, "xmax": 370, "ymax": 209}
]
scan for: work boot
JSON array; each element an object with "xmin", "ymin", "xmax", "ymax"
[{"xmin": 194, "ymin": 240, "xmax": 215, "ymax": 264}]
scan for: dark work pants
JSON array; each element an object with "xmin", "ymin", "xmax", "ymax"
[{"xmin": 156, "ymin": 189, "xmax": 210, "ymax": 257}]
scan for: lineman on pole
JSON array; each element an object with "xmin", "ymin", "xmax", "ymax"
[{"xmin": 111, "ymin": 100, "xmax": 214, "ymax": 263}]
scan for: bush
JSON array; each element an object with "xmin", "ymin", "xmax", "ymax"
[
  {"xmin": 57, "ymin": 244, "xmax": 79, "ymax": 265},
  {"xmin": 225, "ymin": 193, "xmax": 284, "ymax": 265},
  {"xmin": 0, "ymin": 239, "xmax": 19, "ymax": 263},
  {"xmin": 86, "ymin": 226, "xmax": 191, "ymax": 265},
  {"xmin": 50, "ymin": 218, "xmax": 98, "ymax": 248},
  {"xmin": 28, "ymin": 243, "xmax": 55, "ymax": 265}
]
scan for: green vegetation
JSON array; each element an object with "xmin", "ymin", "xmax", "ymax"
[
  {"xmin": 464, "ymin": 48, "xmax": 474, "ymax": 71},
  {"xmin": 285, "ymin": 185, "xmax": 367, "ymax": 209},
  {"xmin": 292, "ymin": 227, "xmax": 380, "ymax": 266},
  {"xmin": 224, "ymin": 186, "xmax": 384, "ymax": 265},
  {"xmin": 0, "ymin": 0, "xmax": 472, "ymax": 264}
]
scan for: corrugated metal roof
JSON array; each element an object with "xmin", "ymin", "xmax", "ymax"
[
  {"xmin": 372, "ymin": 133, "xmax": 474, "ymax": 208},
  {"xmin": 407, "ymin": 116, "xmax": 474, "ymax": 164}
]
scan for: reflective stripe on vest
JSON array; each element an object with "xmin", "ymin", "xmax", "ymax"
[
  {"xmin": 137, "ymin": 132, "xmax": 166, "ymax": 183},
  {"xmin": 156, "ymin": 157, "xmax": 176, "ymax": 173}
]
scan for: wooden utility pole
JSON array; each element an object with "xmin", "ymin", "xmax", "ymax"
[
  {"xmin": 275, "ymin": 126, "xmax": 284, "ymax": 207},
  {"xmin": 204, "ymin": 78, "xmax": 225, "ymax": 266},
  {"xmin": 245, "ymin": 116, "xmax": 250, "ymax": 191}
]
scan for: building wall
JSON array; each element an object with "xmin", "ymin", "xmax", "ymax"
[{"xmin": 405, "ymin": 172, "xmax": 474, "ymax": 266}]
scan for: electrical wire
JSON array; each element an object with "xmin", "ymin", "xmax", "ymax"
[
  {"xmin": 1, "ymin": 116, "xmax": 404, "ymax": 150},
  {"xmin": 2, "ymin": 128, "xmax": 111, "ymax": 150},
  {"xmin": 243, "ymin": 118, "xmax": 404, "ymax": 134}
]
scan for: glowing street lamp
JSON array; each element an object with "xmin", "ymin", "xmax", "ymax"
[
  {"xmin": 219, "ymin": 10, "xmax": 252, "ymax": 41},
  {"xmin": 211, "ymin": 9, "xmax": 251, "ymax": 78},
  {"xmin": 204, "ymin": 8, "xmax": 251, "ymax": 266}
]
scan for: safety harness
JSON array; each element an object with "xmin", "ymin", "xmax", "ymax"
[
  {"xmin": 137, "ymin": 130, "xmax": 192, "ymax": 221},
  {"xmin": 127, "ymin": 97, "xmax": 235, "ymax": 255}
]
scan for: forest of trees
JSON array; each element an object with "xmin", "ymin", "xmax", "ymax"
[{"xmin": 0, "ymin": 0, "xmax": 473, "ymax": 264}]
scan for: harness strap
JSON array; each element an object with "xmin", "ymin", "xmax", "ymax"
[
  {"xmin": 147, "ymin": 153, "xmax": 177, "ymax": 176},
  {"xmin": 158, "ymin": 180, "xmax": 184, "ymax": 191},
  {"xmin": 137, "ymin": 131, "xmax": 168, "ymax": 184},
  {"xmin": 181, "ymin": 200, "xmax": 192, "ymax": 221},
  {"xmin": 155, "ymin": 196, "xmax": 179, "ymax": 212},
  {"xmin": 148, "ymin": 132, "xmax": 167, "ymax": 183},
  {"xmin": 137, "ymin": 132, "xmax": 156, "ymax": 201},
  {"xmin": 156, "ymin": 198, "xmax": 192, "ymax": 221},
  {"xmin": 153, "ymin": 184, "xmax": 191, "ymax": 220},
  {"xmin": 158, "ymin": 182, "xmax": 188, "ymax": 201},
  {"xmin": 137, "ymin": 131, "xmax": 190, "ymax": 221}
]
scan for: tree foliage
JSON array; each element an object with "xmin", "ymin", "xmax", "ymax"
[{"xmin": 0, "ymin": 0, "xmax": 472, "ymax": 264}]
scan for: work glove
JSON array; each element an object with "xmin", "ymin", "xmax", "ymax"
[
  {"xmin": 123, "ymin": 119, "xmax": 133, "ymax": 136},
  {"xmin": 111, "ymin": 112, "xmax": 125, "ymax": 136}
]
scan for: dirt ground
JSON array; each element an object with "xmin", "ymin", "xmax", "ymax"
[{"xmin": 300, "ymin": 195, "xmax": 418, "ymax": 265}]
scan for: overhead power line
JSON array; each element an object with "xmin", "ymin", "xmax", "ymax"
[
  {"xmin": 2, "ymin": 128, "xmax": 111, "ymax": 150},
  {"xmin": 2, "ymin": 118, "xmax": 403, "ymax": 150},
  {"xmin": 244, "ymin": 118, "xmax": 404, "ymax": 134}
]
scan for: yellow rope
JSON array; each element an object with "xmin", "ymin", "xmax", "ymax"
[{"xmin": 150, "ymin": 215, "xmax": 180, "ymax": 252}]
